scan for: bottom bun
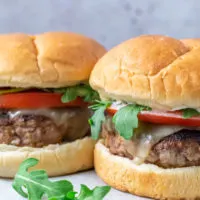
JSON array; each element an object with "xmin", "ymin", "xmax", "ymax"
[
  {"xmin": 0, "ymin": 137, "xmax": 95, "ymax": 178},
  {"xmin": 95, "ymin": 140, "xmax": 200, "ymax": 200}
]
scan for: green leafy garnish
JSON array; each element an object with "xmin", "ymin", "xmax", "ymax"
[
  {"xmin": 113, "ymin": 104, "xmax": 151, "ymax": 140},
  {"xmin": 182, "ymin": 108, "xmax": 200, "ymax": 119},
  {"xmin": 12, "ymin": 158, "xmax": 73, "ymax": 200},
  {"xmin": 13, "ymin": 158, "xmax": 111, "ymax": 200},
  {"xmin": 49, "ymin": 185, "xmax": 110, "ymax": 200},
  {"xmin": 68, "ymin": 185, "xmax": 110, "ymax": 200},
  {"xmin": 0, "ymin": 85, "xmax": 98, "ymax": 104},
  {"xmin": 53, "ymin": 84, "xmax": 99, "ymax": 103},
  {"xmin": 89, "ymin": 100, "xmax": 112, "ymax": 139},
  {"xmin": 88, "ymin": 101, "xmax": 151, "ymax": 140}
]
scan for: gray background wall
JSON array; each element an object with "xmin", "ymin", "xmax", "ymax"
[{"xmin": 0, "ymin": 0, "xmax": 199, "ymax": 48}]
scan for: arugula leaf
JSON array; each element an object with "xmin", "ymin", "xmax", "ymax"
[
  {"xmin": 76, "ymin": 185, "xmax": 111, "ymax": 200},
  {"xmin": 13, "ymin": 158, "xmax": 111, "ymax": 200},
  {"xmin": 113, "ymin": 104, "xmax": 151, "ymax": 140},
  {"xmin": 53, "ymin": 84, "xmax": 99, "ymax": 103},
  {"xmin": 0, "ymin": 84, "xmax": 98, "ymax": 104},
  {"xmin": 65, "ymin": 191, "xmax": 77, "ymax": 199},
  {"xmin": 89, "ymin": 100, "xmax": 111, "ymax": 140},
  {"xmin": 182, "ymin": 108, "xmax": 200, "ymax": 119},
  {"xmin": 61, "ymin": 88, "xmax": 77, "ymax": 103},
  {"xmin": 50, "ymin": 185, "xmax": 110, "ymax": 200},
  {"xmin": 12, "ymin": 158, "xmax": 73, "ymax": 200}
]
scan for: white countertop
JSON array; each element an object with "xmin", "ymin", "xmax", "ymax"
[{"xmin": 0, "ymin": 170, "xmax": 147, "ymax": 200}]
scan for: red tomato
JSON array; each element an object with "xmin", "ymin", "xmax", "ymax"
[
  {"xmin": 106, "ymin": 108, "xmax": 200, "ymax": 127},
  {"xmin": 0, "ymin": 93, "xmax": 87, "ymax": 109}
]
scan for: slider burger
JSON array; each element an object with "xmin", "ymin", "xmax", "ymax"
[
  {"xmin": 0, "ymin": 32, "xmax": 106, "ymax": 178},
  {"xmin": 89, "ymin": 35, "xmax": 200, "ymax": 199}
]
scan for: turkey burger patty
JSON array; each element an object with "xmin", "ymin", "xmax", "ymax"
[
  {"xmin": 0, "ymin": 107, "xmax": 90, "ymax": 147},
  {"xmin": 102, "ymin": 116, "xmax": 200, "ymax": 168}
]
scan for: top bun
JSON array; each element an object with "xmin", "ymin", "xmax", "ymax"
[
  {"xmin": 0, "ymin": 32, "xmax": 106, "ymax": 88},
  {"xmin": 90, "ymin": 35, "xmax": 200, "ymax": 110},
  {"xmin": 181, "ymin": 38, "xmax": 200, "ymax": 49}
]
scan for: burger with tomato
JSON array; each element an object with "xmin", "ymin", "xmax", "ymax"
[
  {"xmin": 89, "ymin": 35, "xmax": 200, "ymax": 199},
  {"xmin": 0, "ymin": 32, "xmax": 106, "ymax": 178}
]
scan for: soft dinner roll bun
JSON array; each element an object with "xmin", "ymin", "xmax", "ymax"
[
  {"xmin": 90, "ymin": 35, "xmax": 200, "ymax": 110},
  {"xmin": 0, "ymin": 137, "xmax": 95, "ymax": 178},
  {"xmin": 0, "ymin": 32, "xmax": 106, "ymax": 88},
  {"xmin": 95, "ymin": 141, "xmax": 200, "ymax": 200}
]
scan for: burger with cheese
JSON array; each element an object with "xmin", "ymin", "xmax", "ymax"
[
  {"xmin": 0, "ymin": 32, "xmax": 106, "ymax": 178},
  {"xmin": 89, "ymin": 35, "xmax": 200, "ymax": 199}
]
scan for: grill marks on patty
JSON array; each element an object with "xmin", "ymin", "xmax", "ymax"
[{"xmin": 102, "ymin": 123, "xmax": 200, "ymax": 168}]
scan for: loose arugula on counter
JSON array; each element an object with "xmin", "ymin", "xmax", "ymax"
[{"xmin": 12, "ymin": 158, "xmax": 111, "ymax": 200}]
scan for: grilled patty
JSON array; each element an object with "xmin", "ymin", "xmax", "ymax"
[
  {"xmin": 0, "ymin": 107, "xmax": 90, "ymax": 147},
  {"xmin": 147, "ymin": 129, "xmax": 200, "ymax": 168},
  {"xmin": 102, "ymin": 123, "xmax": 200, "ymax": 168}
]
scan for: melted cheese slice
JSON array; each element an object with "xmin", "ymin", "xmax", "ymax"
[{"xmin": 104, "ymin": 115, "xmax": 200, "ymax": 164}]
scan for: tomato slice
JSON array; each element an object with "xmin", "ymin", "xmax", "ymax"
[
  {"xmin": 106, "ymin": 108, "xmax": 200, "ymax": 127},
  {"xmin": 0, "ymin": 93, "xmax": 87, "ymax": 109}
]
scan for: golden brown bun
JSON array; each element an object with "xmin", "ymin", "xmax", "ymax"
[
  {"xmin": 90, "ymin": 35, "xmax": 200, "ymax": 110},
  {"xmin": 0, "ymin": 32, "xmax": 106, "ymax": 88},
  {"xmin": 0, "ymin": 137, "xmax": 95, "ymax": 178},
  {"xmin": 181, "ymin": 38, "xmax": 200, "ymax": 49},
  {"xmin": 95, "ymin": 141, "xmax": 200, "ymax": 200}
]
